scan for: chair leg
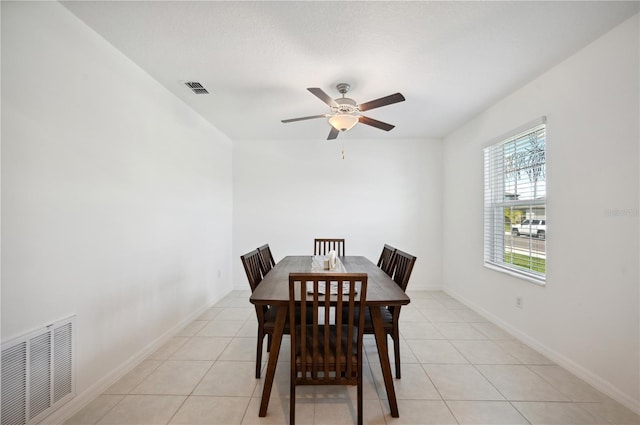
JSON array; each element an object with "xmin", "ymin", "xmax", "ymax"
[
  {"xmin": 290, "ymin": 382, "xmax": 296, "ymax": 425},
  {"xmin": 392, "ymin": 328, "xmax": 401, "ymax": 379},
  {"xmin": 267, "ymin": 333, "xmax": 272, "ymax": 352},
  {"xmin": 256, "ymin": 329, "xmax": 264, "ymax": 379},
  {"xmin": 357, "ymin": 375, "xmax": 363, "ymax": 425}
]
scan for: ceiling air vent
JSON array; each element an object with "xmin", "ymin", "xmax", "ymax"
[{"xmin": 184, "ymin": 81, "xmax": 209, "ymax": 94}]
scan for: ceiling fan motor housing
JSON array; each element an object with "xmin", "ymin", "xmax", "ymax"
[{"xmin": 331, "ymin": 97, "xmax": 359, "ymax": 114}]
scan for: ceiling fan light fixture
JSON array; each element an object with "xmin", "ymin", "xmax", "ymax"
[{"xmin": 328, "ymin": 114, "xmax": 359, "ymax": 132}]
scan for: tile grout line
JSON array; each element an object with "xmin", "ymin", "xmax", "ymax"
[
  {"xmin": 73, "ymin": 290, "xmax": 635, "ymax": 425},
  {"xmin": 434, "ymin": 314, "xmax": 531, "ymax": 425},
  {"xmin": 162, "ymin": 314, "xmax": 220, "ymax": 425},
  {"xmin": 521, "ymin": 364, "xmax": 615, "ymax": 425}
]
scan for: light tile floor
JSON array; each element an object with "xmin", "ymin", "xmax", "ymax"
[{"xmin": 65, "ymin": 290, "xmax": 640, "ymax": 425}]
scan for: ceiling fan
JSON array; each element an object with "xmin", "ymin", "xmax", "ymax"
[{"xmin": 281, "ymin": 83, "xmax": 405, "ymax": 140}]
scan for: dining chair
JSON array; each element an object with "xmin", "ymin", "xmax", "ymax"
[
  {"xmin": 350, "ymin": 249, "xmax": 416, "ymax": 379},
  {"xmin": 241, "ymin": 249, "xmax": 278, "ymax": 378},
  {"xmin": 378, "ymin": 249, "xmax": 416, "ymax": 378},
  {"xmin": 288, "ymin": 272, "xmax": 367, "ymax": 425},
  {"xmin": 314, "ymin": 238, "xmax": 345, "ymax": 256},
  {"xmin": 257, "ymin": 243, "xmax": 276, "ymax": 274},
  {"xmin": 377, "ymin": 244, "xmax": 397, "ymax": 277}
]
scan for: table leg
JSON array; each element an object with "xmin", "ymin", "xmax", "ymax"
[
  {"xmin": 370, "ymin": 306, "xmax": 399, "ymax": 417},
  {"xmin": 259, "ymin": 306, "xmax": 287, "ymax": 417}
]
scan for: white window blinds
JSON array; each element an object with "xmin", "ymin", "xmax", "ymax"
[{"xmin": 484, "ymin": 121, "xmax": 546, "ymax": 283}]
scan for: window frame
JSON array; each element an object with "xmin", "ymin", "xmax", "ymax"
[{"xmin": 483, "ymin": 117, "xmax": 547, "ymax": 285}]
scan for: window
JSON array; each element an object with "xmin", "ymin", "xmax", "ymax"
[{"xmin": 484, "ymin": 120, "xmax": 546, "ymax": 283}]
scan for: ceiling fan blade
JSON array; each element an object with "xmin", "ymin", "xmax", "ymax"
[
  {"xmin": 359, "ymin": 116, "xmax": 395, "ymax": 132},
  {"xmin": 281, "ymin": 114, "xmax": 327, "ymax": 123},
  {"xmin": 307, "ymin": 88, "xmax": 339, "ymax": 108},
  {"xmin": 327, "ymin": 127, "xmax": 340, "ymax": 140},
  {"xmin": 358, "ymin": 93, "xmax": 405, "ymax": 112}
]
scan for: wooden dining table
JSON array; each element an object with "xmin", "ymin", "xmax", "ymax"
[{"xmin": 249, "ymin": 255, "xmax": 411, "ymax": 418}]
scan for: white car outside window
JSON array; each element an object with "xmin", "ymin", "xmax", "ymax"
[{"xmin": 512, "ymin": 219, "xmax": 546, "ymax": 239}]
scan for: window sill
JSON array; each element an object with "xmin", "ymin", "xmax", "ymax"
[{"xmin": 484, "ymin": 262, "xmax": 546, "ymax": 286}]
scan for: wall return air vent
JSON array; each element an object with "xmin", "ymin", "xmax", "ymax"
[
  {"xmin": 1, "ymin": 316, "xmax": 75, "ymax": 425},
  {"xmin": 185, "ymin": 81, "xmax": 209, "ymax": 94}
]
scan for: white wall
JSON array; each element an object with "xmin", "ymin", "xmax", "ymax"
[
  {"xmin": 4, "ymin": 0, "xmax": 637, "ymax": 419},
  {"xmin": 442, "ymin": 14, "xmax": 639, "ymax": 410},
  {"xmin": 233, "ymin": 137, "xmax": 442, "ymax": 290},
  {"xmin": 1, "ymin": 0, "xmax": 233, "ymax": 403}
]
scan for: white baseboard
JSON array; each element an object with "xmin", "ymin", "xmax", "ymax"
[
  {"xmin": 443, "ymin": 287, "xmax": 640, "ymax": 416},
  {"xmin": 40, "ymin": 296, "xmax": 222, "ymax": 425}
]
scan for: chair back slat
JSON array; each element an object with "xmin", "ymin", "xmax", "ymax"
[
  {"xmin": 377, "ymin": 244, "xmax": 397, "ymax": 276},
  {"xmin": 241, "ymin": 249, "xmax": 263, "ymax": 292},
  {"xmin": 314, "ymin": 238, "xmax": 345, "ymax": 256},
  {"xmin": 391, "ymin": 249, "xmax": 417, "ymax": 292},
  {"xmin": 257, "ymin": 243, "xmax": 276, "ymax": 274},
  {"xmin": 322, "ymin": 291, "xmax": 331, "ymax": 378}
]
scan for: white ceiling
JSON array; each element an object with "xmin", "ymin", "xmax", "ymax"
[{"xmin": 61, "ymin": 1, "xmax": 638, "ymax": 141}]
